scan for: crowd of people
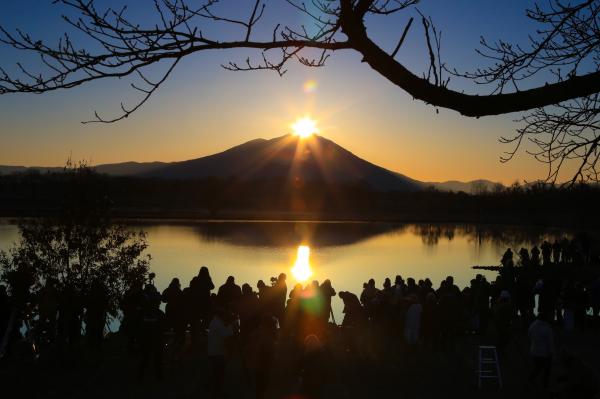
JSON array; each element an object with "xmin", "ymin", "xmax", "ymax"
[{"xmin": 1, "ymin": 239, "xmax": 600, "ymax": 398}]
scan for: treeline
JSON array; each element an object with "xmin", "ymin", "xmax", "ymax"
[{"xmin": 0, "ymin": 170, "xmax": 599, "ymax": 226}]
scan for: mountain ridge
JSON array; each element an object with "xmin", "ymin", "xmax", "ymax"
[{"xmin": 0, "ymin": 134, "xmax": 502, "ymax": 193}]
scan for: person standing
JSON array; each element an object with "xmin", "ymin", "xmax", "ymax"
[
  {"xmin": 273, "ymin": 273, "xmax": 288, "ymax": 325},
  {"xmin": 528, "ymin": 313, "xmax": 555, "ymax": 391},
  {"xmin": 404, "ymin": 295, "xmax": 423, "ymax": 347},
  {"xmin": 494, "ymin": 290, "xmax": 513, "ymax": 355},
  {"xmin": 138, "ymin": 295, "xmax": 165, "ymax": 380},
  {"xmin": 207, "ymin": 308, "xmax": 235, "ymax": 397},
  {"xmin": 217, "ymin": 276, "xmax": 242, "ymax": 313}
]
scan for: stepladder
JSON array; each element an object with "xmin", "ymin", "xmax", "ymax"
[{"xmin": 478, "ymin": 345, "xmax": 503, "ymax": 388}]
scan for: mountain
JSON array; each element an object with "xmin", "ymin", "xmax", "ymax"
[
  {"xmin": 1, "ymin": 134, "xmax": 498, "ymax": 193},
  {"xmin": 143, "ymin": 134, "xmax": 423, "ymax": 191}
]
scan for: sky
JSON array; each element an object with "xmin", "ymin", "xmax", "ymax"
[{"xmin": 0, "ymin": 0, "xmax": 567, "ymax": 184}]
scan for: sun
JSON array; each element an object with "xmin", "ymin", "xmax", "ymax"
[{"xmin": 291, "ymin": 117, "xmax": 318, "ymax": 138}]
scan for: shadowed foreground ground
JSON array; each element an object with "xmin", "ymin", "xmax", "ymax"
[{"xmin": 1, "ymin": 323, "xmax": 598, "ymax": 399}]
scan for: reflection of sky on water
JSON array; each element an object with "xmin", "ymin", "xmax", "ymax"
[{"xmin": 0, "ymin": 219, "xmax": 581, "ymax": 322}]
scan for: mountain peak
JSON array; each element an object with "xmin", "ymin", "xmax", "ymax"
[{"xmin": 141, "ymin": 134, "xmax": 422, "ymax": 191}]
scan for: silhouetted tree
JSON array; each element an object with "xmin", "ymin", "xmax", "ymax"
[{"xmin": 0, "ymin": 163, "xmax": 150, "ymax": 323}]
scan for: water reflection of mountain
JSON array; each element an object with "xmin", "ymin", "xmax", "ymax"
[
  {"xmin": 129, "ymin": 221, "xmax": 593, "ymax": 249},
  {"xmin": 189, "ymin": 221, "xmax": 407, "ymax": 248},
  {"xmin": 1, "ymin": 219, "xmax": 590, "ymax": 250}
]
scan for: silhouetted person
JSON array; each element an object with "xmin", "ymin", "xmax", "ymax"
[
  {"xmin": 299, "ymin": 334, "xmax": 329, "ymax": 398},
  {"xmin": 552, "ymin": 240, "xmax": 562, "ymax": 264},
  {"xmin": 138, "ymin": 294, "xmax": 165, "ymax": 380},
  {"xmin": 281, "ymin": 282, "xmax": 303, "ymax": 339},
  {"xmin": 501, "ymin": 248, "xmax": 514, "ymax": 268},
  {"xmin": 299, "ymin": 281, "xmax": 327, "ymax": 340},
  {"xmin": 162, "ymin": 278, "xmax": 185, "ymax": 347},
  {"xmin": 319, "ymin": 279, "xmax": 336, "ymax": 323},
  {"xmin": 519, "ymin": 247, "xmax": 531, "ymax": 267},
  {"xmin": 122, "ymin": 281, "xmax": 145, "ymax": 353},
  {"xmin": 537, "ymin": 278, "xmax": 559, "ymax": 322},
  {"xmin": 421, "ymin": 292, "xmax": 437, "ymax": 349},
  {"xmin": 473, "ymin": 275, "xmax": 491, "ymax": 335},
  {"xmin": 182, "ymin": 277, "xmax": 199, "ymax": 344},
  {"xmin": 208, "ymin": 308, "xmax": 235, "ymax": 397},
  {"xmin": 217, "ymin": 276, "xmax": 242, "ymax": 313},
  {"xmin": 238, "ymin": 283, "xmax": 260, "ymax": 342},
  {"xmin": 528, "ymin": 312, "xmax": 555, "ymax": 390},
  {"xmin": 257, "ymin": 280, "xmax": 275, "ymax": 318},
  {"xmin": 541, "ymin": 241, "xmax": 552, "ymax": 265},
  {"xmin": 247, "ymin": 316, "xmax": 276, "ymax": 399},
  {"xmin": 494, "ymin": 290, "xmax": 513, "ymax": 355},
  {"xmin": 272, "ymin": 273, "xmax": 287, "ymax": 324},
  {"xmin": 382, "ymin": 277, "xmax": 393, "ymax": 302},
  {"xmin": 515, "ymin": 274, "xmax": 535, "ymax": 327},
  {"xmin": 419, "ymin": 278, "xmax": 435, "ymax": 303},
  {"xmin": 405, "ymin": 277, "xmax": 418, "ymax": 297},
  {"xmin": 561, "ymin": 238, "xmax": 572, "ymax": 263},
  {"xmin": 531, "ymin": 246, "xmax": 541, "ymax": 266},
  {"xmin": 437, "ymin": 277, "xmax": 461, "ymax": 350},
  {"xmin": 196, "ymin": 266, "xmax": 215, "ymax": 327},
  {"xmin": 289, "ymin": 283, "xmax": 303, "ymax": 300},
  {"xmin": 573, "ymin": 282, "xmax": 588, "ymax": 331},
  {"xmin": 360, "ymin": 279, "xmax": 377, "ymax": 310},
  {"xmin": 339, "ymin": 291, "xmax": 367, "ymax": 355},
  {"xmin": 562, "ymin": 281, "xmax": 576, "ymax": 332},
  {"xmin": 404, "ymin": 295, "xmax": 422, "ymax": 346}
]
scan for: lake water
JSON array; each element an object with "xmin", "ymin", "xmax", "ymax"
[{"xmin": 0, "ymin": 219, "xmax": 573, "ymax": 322}]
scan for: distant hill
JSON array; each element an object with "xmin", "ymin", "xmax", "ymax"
[
  {"xmin": 0, "ymin": 134, "xmax": 502, "ymax": 193},
  {"xmin": 426, "ymin": 179, "xmax": 504, "ymax": 193},
  {"xmin": 0, "ymin": 165, "xmax": 63, "ymax": 175},
  {"xmin": 95, "ymin": 161, "xmax": 167, "ymax": 176},
  {"xmin": 0, "ymin": 162, "xmax": 166, "ymax": 177}
]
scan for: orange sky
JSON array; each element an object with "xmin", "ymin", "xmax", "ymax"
[
  {"xmin": 0, "ymin": 1, "xmax": 576, "ymax": 185},
  {"xmin": 0, "ymin": 67, "xmax": 550, "ymax": 185}
]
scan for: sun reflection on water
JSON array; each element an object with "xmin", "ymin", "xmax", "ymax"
[{"xmin": 291, "ymin": 245, "xmax": 312, "ymax": 282}]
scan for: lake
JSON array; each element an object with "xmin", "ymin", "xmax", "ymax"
[{"xmin": 0, "ymin": 219, "xmax": 576, "ymax": 322}]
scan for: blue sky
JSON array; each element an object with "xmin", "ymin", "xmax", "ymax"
[{"xmin": 0, "ymin": 1, "xmax": 558, "ymax": 183}]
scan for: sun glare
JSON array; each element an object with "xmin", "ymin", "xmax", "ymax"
[
  {"xmin": 291, "ymin": 245, "xmax": 312, "ymax": 282},
  {"xmin": 291, "ymin": 117, "xmax": 318, "ymax": 138}
]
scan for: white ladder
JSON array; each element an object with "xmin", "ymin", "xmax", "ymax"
[{"xmin": 478, "ymin": 345, "xmax": 502, "ymax": 388}]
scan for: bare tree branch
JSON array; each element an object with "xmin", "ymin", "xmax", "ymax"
[{"xmin": 503, "ymin": 95, "xmax": 600, "ymax": 186}]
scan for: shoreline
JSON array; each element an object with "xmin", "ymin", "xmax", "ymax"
[{"xmin": 0, "ymin": 208, "xmax": 597, "ymax": 231}]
